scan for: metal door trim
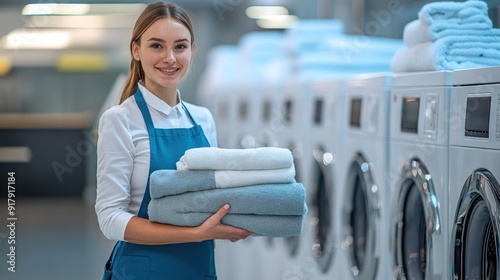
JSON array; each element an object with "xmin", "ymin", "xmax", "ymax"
[
  {"xmin": 311, "ymin": 145, "xmax": 335, "ymax": 273},
  {"xmin": 391, "ymin": 158, "xmax": 441, "ymax": 279},
  {"xmin": 451, "ymin": 168, "xmax": 500, "ymax": 279},
  {"xmin": 344, "ymin": 152, "xmax": 381, "ymax": 278}
]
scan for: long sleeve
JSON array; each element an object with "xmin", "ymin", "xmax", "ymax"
[{"xmin": 95, "ymin": 106, "xmax": 136, "ymax": 241}]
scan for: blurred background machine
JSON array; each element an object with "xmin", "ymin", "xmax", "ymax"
[{"xmin": 0, "ymin": 1, "xmax": 499, "ymax": 280}]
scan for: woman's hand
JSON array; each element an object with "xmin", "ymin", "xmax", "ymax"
[{"xmin": 197, "ymin": 204, "xmax": 253, "ymax": 242}]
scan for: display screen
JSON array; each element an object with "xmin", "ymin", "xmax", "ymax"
[
  {"xmin": 284, "ymin": 99, "xmax": 293, "ymax": 124},
  {"xmin": 465, "ymin": 96, "xmax": 491, "ymax": 138},
  {"xmin": 262, "ymin": 100, "xmax": 271, "ymax": 122},
  {"xmin": 314, "ymin": 98, "xmax": 323, "ymax": 125},
  {"xmin": 350, "ymin": 98, "xmax": 362, "ymax": 128},
  {"xmin": 401, "ymin": 97, "xmax": 420, "ymax": 133},
  {"xmin": 238, "ymin": 100, "xmax": 248, "ymax": 121}
]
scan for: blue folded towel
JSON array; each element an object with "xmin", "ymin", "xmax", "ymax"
[
  {"xmin": 150, "ymin": 212, "xmax": 305, "ymax": 237},
  {"xmin": 403, "ymin": 19, "xmax": 493, "ymax": 47},
  {"xmin": 391, "ymin": 30, "xmax": 500, "ymax": 71},
  {"xmin": 148, "ymin": 183, "xmax": 307, "ymax": 237},
  {"xmin": 148, "ymin": 183, "xmax": 307, "ymax": 216},
  {"xmin": 402, "ymin": 1, "xmax": 493, "ymax": 47},
  {"xmin": 418, "ymin": 1, "xmax": 489, "ymax": 25},
  {"xmin": 149, "ymin": 167, "xmax": 296, "ymax": 198}
]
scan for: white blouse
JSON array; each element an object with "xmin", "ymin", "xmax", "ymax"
[{"xmin": 95, "ymin": 83, "xmax": 217, "ymax": 241}]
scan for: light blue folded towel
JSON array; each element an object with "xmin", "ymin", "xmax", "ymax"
[
  {"xmin": 418, "ymin": 1, "xmax": 489, "ymax": 24},
  {"xmin": 403, "ymin": 1, "xmax": 493, "ymax": 47},
  {"xmin": 151, "ymin": 213, "xmax": 305, "ymax": 237},
  {"xmin": 403, "ymin": 19, "xmax": 493, "ymax": 47},
  {"xmin": 148, "ymin": 183, "xmax": 307, "ymax": 237},
  {"xmin": 149, "ymin": 167, "xmax": 296, "ymax": 198},
  {"xmin": 148, "ymin": 182, "xmax": 307, "ymax": 216},
  {"xmin": 176, "ymin": 147, "xmax": 293, "ymax": 170},
  {"xmin": 391, "ymin": 30, "xmax": 500, "ymax": 71}
]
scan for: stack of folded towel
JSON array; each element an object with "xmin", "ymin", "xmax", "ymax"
[
  {"xmin": 391, "ymin": 0, "xmax": 500, "ymax": 72},
  {"xmin": 148, "ymin": 147, "xmax": 307, "ymax": 237}
]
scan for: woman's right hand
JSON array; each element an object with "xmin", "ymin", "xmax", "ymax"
[{"xmin": 198, "ymin": 204, "xmax": 253, "ymax": 242}]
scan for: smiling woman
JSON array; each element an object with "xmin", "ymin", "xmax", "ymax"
[
  {"xmin": 130, "ymin": 18, "xmax": 193, "ymax": 105},
  {"xmin": 119, "ymin": 2, "xmax": 196, "ymax": 104},
  {"xmin": 95, "ymin": 2, "xmax": 252, "ymax": 280}
]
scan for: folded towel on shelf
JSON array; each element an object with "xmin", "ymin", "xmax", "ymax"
[
  {"xmin": 148, "ymin": 182, "xmax": 307, "ymax": 216},
  {"xmin": 149, "ymin": 166, "xmax": 296, "ymax": 198},
  {"xmin": 152, "ymin": 212, "xmax": 305, "ymax": 237},
  {"xmin": 403, "ymin": 19, "xmax": 493, "ymax": 47},
  {"xmin": 326, "ymin": 35, "xmax": 403, "ymax": 56},
  {"xmin": 391, "ymin": 33, "xmax": 500, "ymax": 72},
  {"xmin": 418, "ymin": 0, "xmax": 489, "ymax": 25},
  {"xmin": 176, "ymin": 147, "xmax": 293, "ymax": 171}
]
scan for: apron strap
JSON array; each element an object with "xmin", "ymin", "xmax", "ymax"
[
  {"xmin": 181, "ymin": 102, "xmax": 199, "ymax": 127},
  {"xmin": 134, "ymin": 89, "xmax": 155, "ymax": 135}
]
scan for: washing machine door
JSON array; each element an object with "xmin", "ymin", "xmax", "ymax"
[
  {"xmin": 452, "ymin": 169, "xmax": 500, "ymax": 280},
  {"xmin": 392, "ymin": 159, "xmax": 441, "ymax": 280},
  {"xmin": 311, "ymin": 145, "xmax": 335, "ymax": 273},
  {"xmin": 344, "ymin": 153, "xmax": 380, "ymax": 278}
]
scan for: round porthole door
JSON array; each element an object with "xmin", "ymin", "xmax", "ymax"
[
  {"xmin": 391, "ymin": 159, "xmax": 441, "ymax": 280},
  {"xmin": 311, "ymin": 145, "xmax": 335, "ymax": 273},
  {"xmin": 452, "ymin": 169, "xmax": 500, "ymax": 280},
  {"xmin": 344, "ymin": 153, "xmax": 381, "ymax": 279}
]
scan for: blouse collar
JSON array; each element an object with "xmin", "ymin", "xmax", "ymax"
[{"xmin": 137, "ymin": 82, "xmax": 183, "ymax": 116}]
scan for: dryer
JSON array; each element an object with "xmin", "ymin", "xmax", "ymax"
[
  {"xmin": 449, "ymin": 66, "xmax": 500, "ymax": 280},
  {"xmin": 389, "ymin": 71, "xmax": 452, "ymax": 280},
  {"xmin": 301, "ymin": 78, "xmax": 348, "ymax": 279},
  {"xmin": 342, "ymin": 73, "xmax": 391, "ymax": 280}
]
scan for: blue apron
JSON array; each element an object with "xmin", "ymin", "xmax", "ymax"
[{"xmin": 102, "ymin": 89, "xmax": 216, "ymax": 280}]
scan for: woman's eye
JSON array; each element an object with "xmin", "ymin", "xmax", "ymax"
[
  {"xmin": 151, "ymin": 44, "xmax": 162, "ymax": 49},
  {"xmin": 176, "ymin": 44, "xmax": 187, "ymax": 50}
]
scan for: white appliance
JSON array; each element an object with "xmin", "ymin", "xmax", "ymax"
[
  {"xmin": 300, "ymin": 78, "xmax": 348, "ymax": 279},
  {"xmin": 389, "ymin": 71, "xmax": 452, "ymax": 280},
  {"xmin": 341, "ymin": 73, "xmax": 391, "ymax": 279},
  {"xmin": 449, "ymin": 66, "xmax": 500, "ymax": 279},
  {"xmin": 210, "ymin": 85, "xmax": 240, "ymax": 149},
  {"xmin": 272, "ymin": 78, "xmax": 311, "ymax": 280},
  {"xmin": 240, "ymin": 32, "xmax": 292, "ymax": 280},
  {"xmin": 198, "ymin": 44, "xmax": 242, "ymax": 149},
  {"xmin": 252, "ymin": 81, "xmax": 289, "ymax": 280}
]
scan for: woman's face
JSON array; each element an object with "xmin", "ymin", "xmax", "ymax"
[{"xmin": 132, "ymin": 18, "xmax": 193, "ymax": 95}]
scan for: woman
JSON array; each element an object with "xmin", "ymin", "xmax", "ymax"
[{"xmin": 95, "ymin": 2, "xmax": 252, "ymax": 279}]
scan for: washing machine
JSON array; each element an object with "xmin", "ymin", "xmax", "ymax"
[
  {"xmin": 448, "ymin": 66, "xmax": 500, "ymax": 280},
  {"xmin": 341, "ymin": 73, "xmax": 391, "ymax": 280},
  {"xmin": 300, "ymin": 77, "xmax": 348, "ymax": 279},
  {"xmin": 389, "ymin": 70, "xmax": 452, "ymax": 280},
  {"xmin": 251, "ymin": 79, "xmax": 291, "ymax": 280},
  {"xmin": 271, "ymin": 77, "xmax": 313, "ymax": 280},
  {"xmin": 198, "ymin": 44, "xmax": 242, "ymax": 149}
]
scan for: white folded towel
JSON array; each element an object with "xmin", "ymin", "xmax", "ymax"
[
  {"xmin": 215, "ymin": 166, "xmax": 295, "ymax": 188},
  {"xmin": 176, "ymin": 147, "xmax": 294, "ymax": 171}
]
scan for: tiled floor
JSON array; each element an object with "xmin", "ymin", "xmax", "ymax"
[{"xmin": 0, "ymin": 196, "xmax": 115, "ymax": 280}]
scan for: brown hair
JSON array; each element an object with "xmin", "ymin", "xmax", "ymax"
[{"xmin": 119, "ymin": 2, "xmax": 195, "ymax": 104}]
